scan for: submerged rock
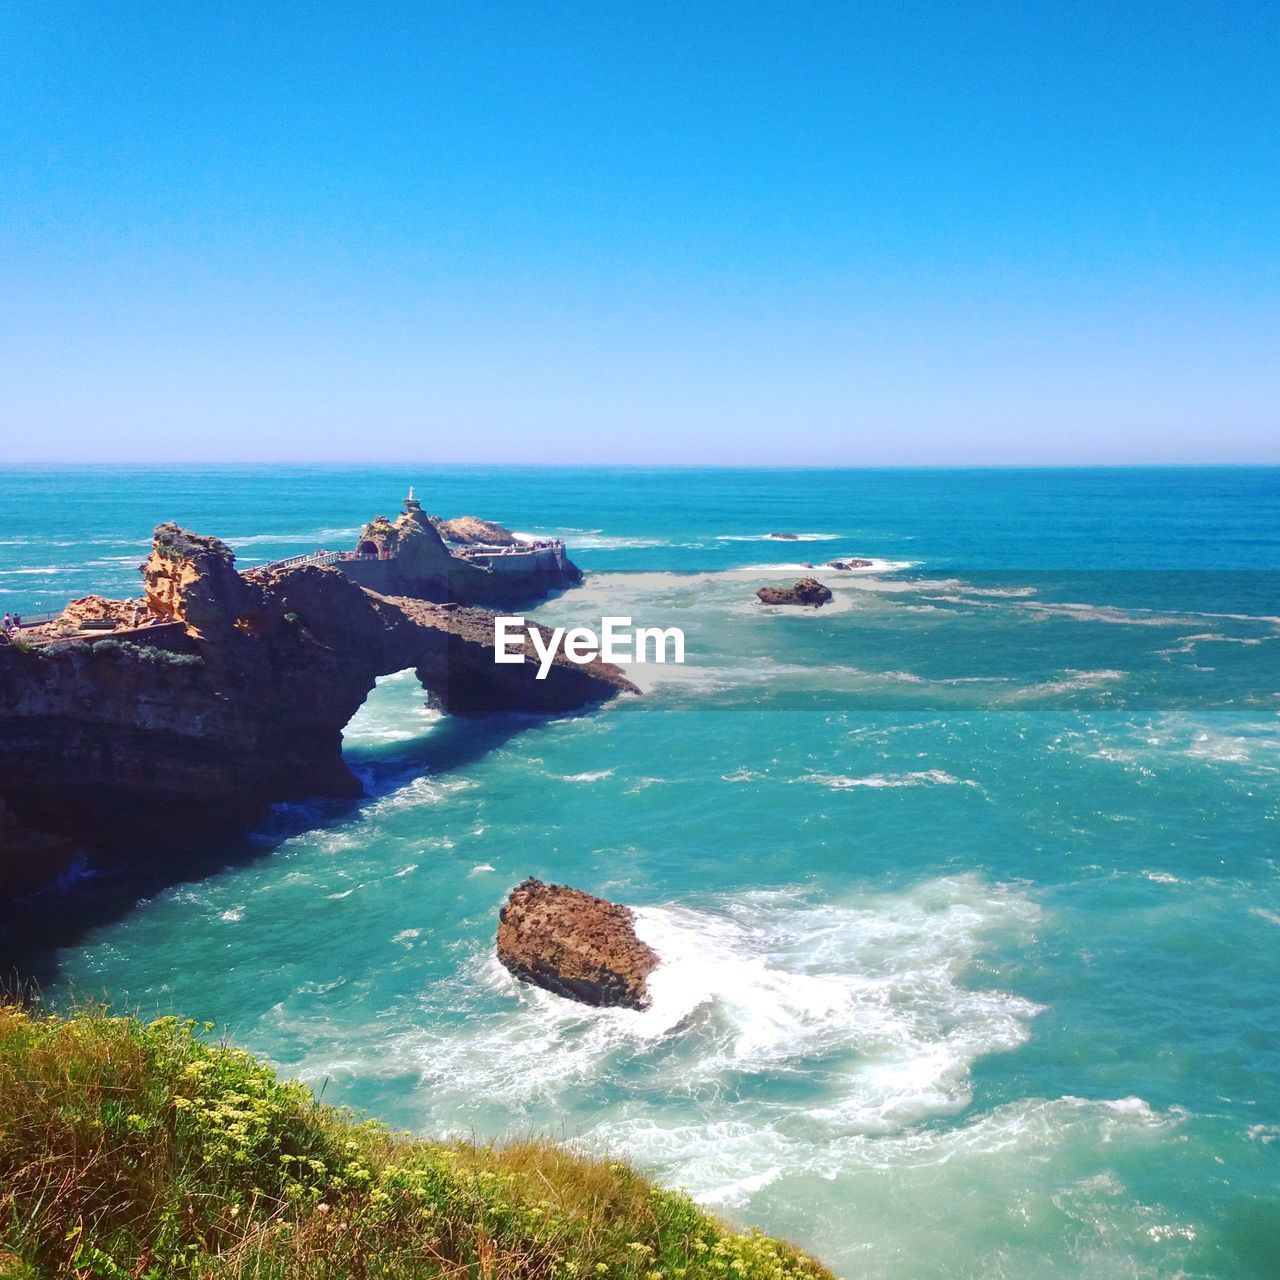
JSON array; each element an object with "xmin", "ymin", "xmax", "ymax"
[
  {"xmin": 756, "ymin": 578, "xmax": 834, "ymax": 607},
  {"xmin": 497, "ymin": 877, "xmax": 659, "ymax": 1009},
  {"xmin": 827, "ymin": 559, "xmax": 872, "ymax": 571},
  {"xmin": 767, "ymin": 532, "xmax": 799, "ymax": 540}
]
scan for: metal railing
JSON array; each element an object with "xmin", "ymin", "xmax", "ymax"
[
  {"xmin": 451, "ymin": 539, "xmax": 565, "ymax": 558},
  {"xmin": 6, "ymin": 610, "xmax": 60, "ymax": 629},
  {"xmin": 249, "ymin": 549, "xmax": 382, "ymax": 575},
  {"xmin": 250, "ymin": 537, "xmax": 565, "ymax": 576}
]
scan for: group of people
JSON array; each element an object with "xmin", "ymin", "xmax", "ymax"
[
  {"xmin": 2, "ymin": 612, "xmax": 24, "ymax": 633},
  {"xmin": 457, "ymin": 538, "xmax": 562, "ymax": 557}
]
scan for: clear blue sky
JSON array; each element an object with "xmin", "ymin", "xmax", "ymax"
[{"xmin": 2, "ymin": 1, "xmax": 1277, "ymax": 464}]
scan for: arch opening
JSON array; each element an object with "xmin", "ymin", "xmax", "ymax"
[
  {"xmin": 342, "ymin": 669, "xmax": 440, "ymax": 759},
  {"xmin": 358, "ymin": 539, "xmax": 380, "ymax": 556}
]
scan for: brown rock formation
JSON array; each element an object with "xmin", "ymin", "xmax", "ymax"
[
  {"xmin": 143, "ymin": 524, "xmax": 260, "ymax": 635},
  {"xmin": 432, "ymin": 515, "xmax": 522, "ymax": 547},
  {"xmin": 756, "ymin": 578, "xmax": 834, "ymax": 607},
  {"xmin": 0, "ymin": 526, "xmax": 635, "ymax": 891},
  {"xmin": 497, "ymin": 878, "xmax": 659, "ymax": 1009},
  {"xmin": 56, "ymin": 595, "xmax": 140, "ymax": 630},
  {"xmin": 345, "ymin": 504, "xmax": 578, "ymax": 606}
]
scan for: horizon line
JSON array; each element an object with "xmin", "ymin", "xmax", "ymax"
[{"xmin": 2, "ymin": 459, "xmax": 1279, "ymax": 471}]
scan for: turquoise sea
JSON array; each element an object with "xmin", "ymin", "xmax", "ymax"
[{"xmin": 2, "ymin": 465, "xmax": 1278, "ymax": 1279}]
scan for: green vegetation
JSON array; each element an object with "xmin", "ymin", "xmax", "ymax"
[{"xmin": 0, "ymin": 1005, "xmax": 833, "ymax": 1280}]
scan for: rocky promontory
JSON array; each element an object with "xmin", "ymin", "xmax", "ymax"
[
  {"xmin": 756, "ymin": 578, "xmax": 834, "ymax": 607},
  {"xmin": 0, "ymin": 525, "xmax": 635, "ymax": 898},
  {"xmin": 497, "ymin": 878, "xmax": 659, "ymax": 1009},
  {"xmin": 349, "ymin": 499, "xmax": 579, "ymax": 606}
]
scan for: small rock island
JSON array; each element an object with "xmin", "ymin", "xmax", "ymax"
[
  {"xmin": 338, "ymin": 489, "xmax": 580, "ymax": 606},
  {"xmin": 497, "ymin": 878, "xmax": 659, "ymax": 1009},
  {"xmin": 757, "ymin": 577, "xmax": 834, "ymax": 607}
]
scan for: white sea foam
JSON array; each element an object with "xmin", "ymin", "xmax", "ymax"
[
  {"xmin": 528, "ymin": 531, "xmax": 670, "ymax": 550},
  {"xmin": 1006, "ymin": 668, "xmax": 1127, "ymax": 698},
  {"xmin": 362, "ymin": 775, "xmax": 477, "ymax": 817},
  {"xmin": 956, "ymin": 584, "xmax": 1040, "ymax": 598},
  {"xmin": 84, "ymin": 554, "xmax": 150, "ymax": 567},
  {"xmin": 1158, "ymin": 631, "xmax": 1267, "ymax": 656},
  {"xmin": 588, "ymin": 1092, "xmax": 1183, "ymax": 1210},
  {"xmin": 561, "ymin": 769, "xmax": 615, "ymax": 783},
  {"xmin": 1022, "ymin": 601, "xmax": 1199, "ymax": 627},
  {"xmin": 716, "ymin": 533, "xmax": 841, "ymax": 543},
  {"xmin": 343, "ymin": 671, "xmax": 443, "ymax": 747},
  {"xmin": 369, "ymin": 875, "xmax": 1041, "ymax": 1161},
  {"xmin": 801, "ymin": 769, "xmax": 977, "ymax": 790},
  {"xmin": 1067, "ymin": 713, "xmax": 1279, "ymax": 776},
  {"xmin": 535, "ymin": 565, "xmax": 918, "ymax": 646},
  {"xmin": 1002, "ymin": 597, "xmax": 1280, "ymax": 631},
  {"xmin": 225, "ymin": 526, "xmax": 361, "ymax": 549},
  {"xmin": 737, "ymin": 557, "xmax": 915, "ymax": 575},
  {"xmin": 1186, "ymin": 732, "xmax": 1253, "ymax": 764}
]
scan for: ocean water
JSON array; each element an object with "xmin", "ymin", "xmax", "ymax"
[{"xmin": 3, "ymin": 465, "xmax": 1279, "ymax": 1279}]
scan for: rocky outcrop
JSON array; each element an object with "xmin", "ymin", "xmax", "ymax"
[
  {"xmin": 432, "ymin": 515, "xmax": 522, "ymax": 547},
  {"xmin": 55, "ymin": 595, "xmax": 142, "ymax": 631},
  {"xmin": 756, "ymin": 578, "xmax": 833, "ymax": 607},
  {"xmin": 827, "ymin": 559, "xmax": 872, "ymax": 571},
  {"xmin": 497, "ymin": 878, "xmax": 659, "ymax": 1009},
  {"xmin": 767, "ymin": 532, "xmax": 799, "ymax": 540},
  {"xmin": 0, "ymin": 526, "xmax": 635, "ymax": 892},
  {"xmin": 350, "ymin": 506, "xmax": 478, "ymax": 595},
  {"xmin": 143, "ymin": 524, "xmax": 262, "ymax": 635},
  {"xmin": 344, "ymin": 505, "xmax": 579, "ymax": 607}
]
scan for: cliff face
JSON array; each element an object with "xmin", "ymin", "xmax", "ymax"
[
  {"xmin": 0, "ymin": 525, "xmax": 634, "ymax": 895},
  {"xmin": 142, "ymin": 524, "xmax": 259, "ymax": 633}
]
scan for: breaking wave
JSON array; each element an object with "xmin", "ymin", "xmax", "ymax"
[
  {"xmin": 800, "ymin": 769, "xmax": 977, "ymax": 789},
  {"xmin": 224, "ymin": 526, "xmax": 361, "ymax": 549},
  {"xmin": 715, "ymin": 533, "xmax": 841, "ymax": 543},
  {"xmin": 346, "ymin": 875, "xmax": 1043, "ymax": 1177}
]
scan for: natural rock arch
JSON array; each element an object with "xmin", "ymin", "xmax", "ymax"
[{"xmin": 0, "ymin": 524, "xmax": 635, "ymax": 878}]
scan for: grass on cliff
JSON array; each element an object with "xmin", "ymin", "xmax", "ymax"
[{"xmin": 0, "ymin": 1004, "xmax": 833, "ymax": 1280}]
